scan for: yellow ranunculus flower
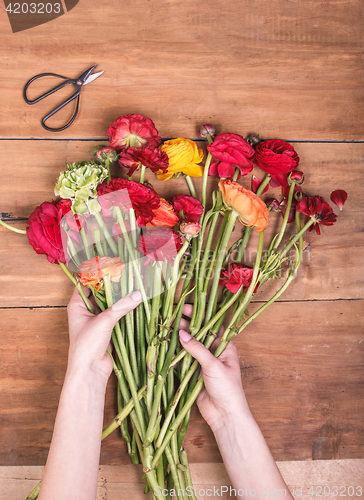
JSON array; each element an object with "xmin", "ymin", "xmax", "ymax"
[{"xmin": 156, "ymin": 138, "xmax": 204, "ymax": 181}]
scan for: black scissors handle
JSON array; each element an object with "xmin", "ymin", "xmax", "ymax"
[{"xmin": 23, "ymin": 72, "xmax": 82, "ymax": 132}]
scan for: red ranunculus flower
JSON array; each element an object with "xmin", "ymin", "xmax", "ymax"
[
  {"xmin": 296, "ymin": 195, "xmax": 337, "ymax": 235},
  {"xmin": 118, "ymin": 146, "xmax": 169, "ymax": 176},
  {"xmin": 254, "ymin": 140, "xmax": 299, "ymax": 184},
  {"xmin": 107, "ymin": 114, "xmax": 161, "ymax": 152},
  {"xmin": 171, "ymin": 195, "xmax": 203, "ymax": 223},
  {"xmin": 26, "ymin": 201, "xmax": 65, "ymax": 264},
  {"xmin": 207, "ymin": 133, "xmax": 255, "ymax": 179},
  {"xmin": 97, "ymin": 178, "xmax": 160, "ymax": 226},
  {"xmin": 137, "ymin": 227, "xmax": 183, "ymax": 265},
  {"xmin": 219, "ymin": 264, "xmax": 258, "ymax": 294}
]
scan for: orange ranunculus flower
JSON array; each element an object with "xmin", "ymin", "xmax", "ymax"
[
  {"xmin": 78, "ymin": 256, "xmax": 125, "ymax": 291},
  {"xmin": 156, "ymin": 138, "xmax": 204, "ymax": 181},
  {"xmin": 218, "ymin": 180, "xmax": 269, "ymax": 232},
  {"xmin": 147, "ymin": 198, "xmax": 180, "ymax": 227}
]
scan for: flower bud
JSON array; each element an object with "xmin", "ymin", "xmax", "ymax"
[
  {"xmin": 288, "ymin": 170, "xmax": 305, "ymax": 185},
  {"xmin": 93, "ymin": 146, "xmax": 119, "ymax": 164},
  {"xmin": 246, "ymin": 133, "xmax": 260, "ymax": 146},
  {"xmin": 180, "ymin": 222, "xmax": 202, "ymax": 238},
  {"xmin": 199, "ymin": 124, "xmax": 216, "ymax": 139},
  {"xmin": 266, "ymin": 198, "xmax": 280, "ymax": 211}
]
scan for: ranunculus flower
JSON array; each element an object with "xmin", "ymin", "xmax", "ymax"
[
  {"xmin": 172, "ymin": 195, "xmax": 203, "ymax": 223},
  {"xmin": 148, "ymin": 198, "xmax": 180, "ymax": 227},
  {"xmin": 180, "ymin": 222, "xmax": 202, "ymax": 237},
  {"xmin": 54, "ymin": 161, "xmax": 109, "ymax": 215},
  {"xmin": 97, "ymin": 178, "xmax": 160, "ymax": 226},
  {"xmin": 296, "ymin": 195, "xmax": 337, "ymax": 235},
  {"xmin": 107, "ymin": 114, "xmax": 161, "ymax": 151},
  {"xmin": 156, "ymin": 138, "xmax": 204, "ymax": 181},
  {"xmin": 207, "ymin": 133, "xmax": 254, "ymax": 179},
  {"xmin": 137, "ymin": 227, "xmax": 183, "ymax": 265},
  {"xmin": 26, "ymin": 201, "xmax": 65, "ymax": 264},
  {"xmin": 218, "ymin": 180, "xmax": 269, "ymax": 232},
  {"xmin": 78, "ymin": 256, "xmax": 125, "ymax": 291},
  {"xmin": 254, "ymin": 140, "xmax": 299, "ymax": 181},
  {"xmin": 330, "ymin": 190, "xmax": 348, "ymax": 211},
  {"xmin": 118, "ymin": 147, "xmax": 169, "ymax": 176},
  {"xmin": 219, "ymin": 264, "xmax": 258, "ymax": 294}
]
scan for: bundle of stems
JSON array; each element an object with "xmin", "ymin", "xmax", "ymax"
[{"xmin": 20, "ymin": 156, "xmax": 312, "ymax": 500}]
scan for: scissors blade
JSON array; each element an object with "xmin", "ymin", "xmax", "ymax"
[{"xmin": 82, "ymin": 71, "xmax": 104, "ymax": 85}]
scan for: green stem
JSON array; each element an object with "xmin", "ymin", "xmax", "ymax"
[
  {"xmin": 104, "ymin": 277, "xmax": 146, "ymax": 440},
  {"xmin": 102, "ymin": 385, "xmax": 147, "ymax": 439},
  {"xmin": 0, "ymin": 218, "xmax": 26, "ymax": 234},
  {"xmin": 79, "ymin": 226, "xmax": 92, "ymax": 260},
  {"xmin": 184, "ymin": 175, "xmax": 197, "ymax": 198},
  {"xmin": 58, "ymin": 262, "xmax": 94, "ymax": 313},
  {"xmin": 94, "ymin": 212, "xmax": 118, "ymax": 255},
  {"xmin": 204, "ymin": 211, "xmax": 238, "ymax": 324},
  {"xmin": 140, "ymin": 164, "xmax": 146, "ymax": 184},
  {"xmin": 201, "ymin": 152, "xmax": 212, "ymax": 212},
  {"xmin": 114, "ymin": 206, "xmax": 151, "ymax": 321},
  {"xmin": 272, "ymin": 181, "xmax": 296, "ymax": 251},
  {"xmin": 215, "ymin": 231, "xmax": 265, "ymax": 354},
  {"xmin": 279, "ymin": 219, "xmax": 314, "ymax": 259},
  {"xmin": 256, "ymin": 174, "xmax": 271, "ymax": 196}
]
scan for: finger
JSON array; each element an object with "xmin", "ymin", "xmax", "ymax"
[
  {"xmin": 91, "ymin": 290, "xmax": 142, "ymax": 334},
  {"xmin": 210, "ymin": 325, "xmax": 225, "ymax": 353},
  {"xmin": 67, "ymin": 286, "xmax": 93, "ymax": 316},
  {"xmin": 179, "ymin": 330, "xmax": 219, "ymax": 372},
  {"xmin": 182, "ymin": 304, "xmax": 194, "ymax": 319}
]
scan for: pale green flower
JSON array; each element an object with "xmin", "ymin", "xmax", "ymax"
[{"xmin": 55, "ymin": 161, "xmax": 108, "ymax": 214}]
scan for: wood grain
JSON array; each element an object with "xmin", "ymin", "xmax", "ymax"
[
  {"xmin": 0, "ymin": 0, "xmax": 363, "ymax": 139},
  {"xmin": 0, "ymin": 460, "xmax": 363, "ymax": 500},
  {"xmin": 0, "ymin": 301, "xmax": 362, "ymax": 466}
]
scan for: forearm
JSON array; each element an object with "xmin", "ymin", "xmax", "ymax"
[
  {"xmin": 38, "ymin": 364, "xmax": 108, "ymax": 500},
  {"xmin": 213, "ymin": 404, "xmax": 293, "ymax": 500}
]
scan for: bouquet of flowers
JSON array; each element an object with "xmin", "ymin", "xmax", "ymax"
[{"xmin": 0, "ymin": 114, "xmax": 348, "ymax": 500}]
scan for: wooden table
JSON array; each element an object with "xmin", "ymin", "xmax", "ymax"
[{"xmin": 0, "ymin": 0, "xmax": 363, "ymax": 498}]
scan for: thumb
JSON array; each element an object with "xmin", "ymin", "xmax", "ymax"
[
  {"xmin": 179, "ymin": 330, "xmax": 217, "ymax": 371},
  {"xmin": 92, "ymin": 290, "xmax": 142, "ymax": 333}
]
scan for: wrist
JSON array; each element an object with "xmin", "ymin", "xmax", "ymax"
[
  {"xmin": 210, "ymin": 396, "xmax": 254, "ymax": 435},
  {"xmin": 65, "ymin": 361, "xmax": 109, "ymax": 395}
]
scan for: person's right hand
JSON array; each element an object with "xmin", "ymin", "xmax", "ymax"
[{"xmin": 179, "ymin": 304, "xmax": 252, "ymax": 433}]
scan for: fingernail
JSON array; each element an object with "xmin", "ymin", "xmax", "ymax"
[
  {"xmin": 130, "ymin": 291, "xmax": 142, "ymax": 303},
  {"xmin": 179, "ymin": 330, "xmax": 192, "ymax": 343}
]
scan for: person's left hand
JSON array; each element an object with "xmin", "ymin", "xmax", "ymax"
[{"xmin": 66, "ymin": 285, "xmax": 142, "ymax": 382}]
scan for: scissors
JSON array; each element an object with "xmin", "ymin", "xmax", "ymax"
[{"xmin": 23, "ymin": 64, "xmax": 104, "ymax": 132}]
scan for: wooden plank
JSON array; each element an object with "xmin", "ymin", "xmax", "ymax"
[
  {"xmin": 0, "ymin": 1, "xmax": 363, "ymax": 140},
  {"xmin": 0, "ymin": 141, "xmax": 363, "ymax": 305},
  {"xmin": 0, "ymin": 301, "xmax": 362, "ymax": 466},
  {"xmin": 0, "ymin": 460, "xmax": 363, "ymax": 500}
]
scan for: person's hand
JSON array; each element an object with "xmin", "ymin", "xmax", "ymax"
[
  {"xmin": 178, "ymin": 304, "xmax": 251, "ymax": 433},
  {"xmin": 66, "ymin": 285, "xmax": 142, "ymax": 382}
]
